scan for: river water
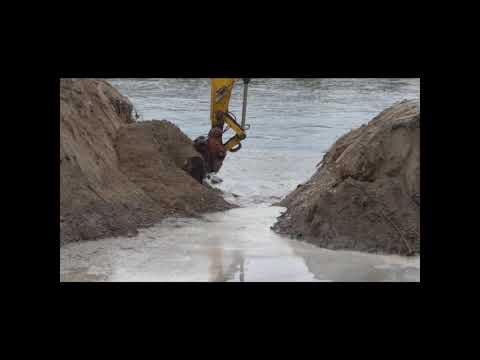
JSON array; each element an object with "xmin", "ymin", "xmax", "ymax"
[{"xmin": 60, "ymin": 78, "xmax": 421, "ymax": 282}]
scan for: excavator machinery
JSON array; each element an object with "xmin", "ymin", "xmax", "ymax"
[{"xmin": 192, "ymin": 78, "xmax": 250, "ymax": 181}]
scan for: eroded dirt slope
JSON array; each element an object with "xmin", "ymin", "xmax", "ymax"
[
  {"xmin": 60, "ymin": 79, "xmax": 233, "ymax": 246},
  {"xmin": 273, "ymin": 100, "xmax": 420, "ymax": 255}
]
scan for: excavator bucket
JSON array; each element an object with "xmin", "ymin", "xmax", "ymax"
[{"xmin": 191, "ymin": 78, "xmax": 250, "ymax": 182}]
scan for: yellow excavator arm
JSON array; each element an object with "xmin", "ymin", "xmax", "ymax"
[
  {"xmin": 210, "ymin": 78, "xmax": 250, "ymax": 152},
  {"xmin": 192, "ymin": 78, "xmax": 250, "ymax": 177}
]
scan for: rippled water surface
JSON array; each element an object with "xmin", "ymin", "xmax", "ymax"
[{"xmin": 60, "ymin": 78, "xmax": 420, "ymax": 282}]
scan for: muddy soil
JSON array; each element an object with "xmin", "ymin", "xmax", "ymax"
[
  {"xmin": 60, "ymin": 79, "xmax": 233, "ymax": 246},
  {"xmin": 272, "ymin": 100, "xmax": 420, "ymax": 255}
]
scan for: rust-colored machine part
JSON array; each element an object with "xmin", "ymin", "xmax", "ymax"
[{"xmin": 206, "ymin": 127, "xmax": 227, "ymax": 173}]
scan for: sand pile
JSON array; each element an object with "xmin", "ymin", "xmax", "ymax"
[
  {"xmin": 273, "ymin": 100, "xmax": 420, "ymax": 255},
  {"xmin": 60, "ymin": 79, "xmax": 233, "ymax": 246}
]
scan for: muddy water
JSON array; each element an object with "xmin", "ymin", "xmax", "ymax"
[
  {"xmin": 60, "ymin": 78, "xmax": 420, "ymax": 282},
  {"xmin": 60, "ymin": 205, "xmax": 419, "ymax": 282}
]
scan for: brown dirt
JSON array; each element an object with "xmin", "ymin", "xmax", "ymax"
[
  {"xmin": 272, "ymin": 99, "xmax": 420, "ymax": 256},
  {"xmin": 60, "ymin": 79, "xmax": 234, "ymax": 246}
]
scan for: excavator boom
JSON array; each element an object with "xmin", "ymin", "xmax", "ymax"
[
  {"xmin": 210, "ymin": 78, "xmax": 249, "ymax": 152},
  {"xmin": 193, "ymin": 78, "xmax": 250, "ymax": 177},
  {"xmin": 210, "ymin": 78, "xmax": 237, "ymax": 128}
]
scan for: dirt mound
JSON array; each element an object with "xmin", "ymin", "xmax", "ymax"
[
  {"xmin": 273, "ymin": 100, "xmax": 420, "ymax": 255},
  {"xmin": 60, "ymin": 79, "xmax": 233, "ymax": 246},
  {"xmin": 115, "ymin": 120, "xmax": 235, "ymax": 215}
]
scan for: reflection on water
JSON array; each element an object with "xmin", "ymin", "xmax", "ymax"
[
  {"xmin": 60, "ymin": 206, "xmax": 420, "ymax": 282},
  {"xmin": 209, "ymin": 248, "xmax": 245, "ymax": 282}
]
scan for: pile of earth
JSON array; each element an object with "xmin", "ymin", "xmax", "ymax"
[
  {"xmin": 272, "ymin": 99, "xmax": 420, "ymax": 256},
  {"xmin": 60, "ymin": 79, "xmax": 234, "ymax": 246}
]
